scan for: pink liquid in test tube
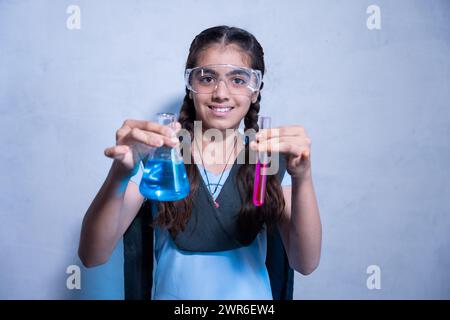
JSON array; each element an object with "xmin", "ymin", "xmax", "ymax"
[
  {"xmin": 253, "ymin": 161, "xmax": 268, "ymax": 206},
  {"xmin": 253, "ymin": 116, "xmax": 271, "ymax": 206}
]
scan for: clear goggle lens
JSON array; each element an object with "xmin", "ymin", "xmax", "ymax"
[{"xmin": 185, "ymin": 64, "xmax": 262, "ymax": 96}]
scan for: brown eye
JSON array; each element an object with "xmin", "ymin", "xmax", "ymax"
[
  {"xmin": 199, "ymin": 76, "xmax": 214, "ymax": 83},
  {"xmin": 232, "ymin": 77, "xmax": 247, "ymax": 85}
]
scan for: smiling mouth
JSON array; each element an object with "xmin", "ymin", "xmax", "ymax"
[{"xmin": 208, "ymin": 106, "xmax": 234, "ymax": 113}]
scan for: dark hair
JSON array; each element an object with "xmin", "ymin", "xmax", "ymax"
[{"xmin": 153, "ymin": 26, "xmax": 285, "ymax": 243}]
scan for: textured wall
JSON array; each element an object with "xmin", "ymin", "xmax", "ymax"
[{"xmin": 0, "ymin": 0, "xmax": 449, "ymax": 299}]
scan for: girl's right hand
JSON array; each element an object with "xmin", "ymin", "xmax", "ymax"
[{"xmin": 104, "ymin": 119, "xmax": 181, "ymax": 177}]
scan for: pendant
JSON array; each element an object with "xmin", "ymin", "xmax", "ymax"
[{"xmin": 214, "ymin": 200, "xmax": 219, "ymax": 208}]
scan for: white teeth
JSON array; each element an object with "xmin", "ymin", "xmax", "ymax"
[{"xmin": 210, "ymin": 106, "xmax": 232, "ymax": 113}]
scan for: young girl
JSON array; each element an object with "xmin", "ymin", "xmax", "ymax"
[{"xmin": 78, "ymin": 26, "xmax": 322, "ymax": 300}]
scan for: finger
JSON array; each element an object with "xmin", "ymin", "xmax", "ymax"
[
  {"xmin": 252, "ymin": 140, "xmax": 309, "ymax": 157},
  {"xmin": 261, "ymin": 136, "xmax": 308, "ymax": 146},
  {"xmin": 251, "ymin": 136, "xmax": 307, "ymax": 151},
  {"xmin": 121, "ymin": 127, "xmax": 179, "ymax": 148},
  {"xmin": 256, "ymin": 126, "xmax": 306, "ymax": 141},
  {"xmin": 174, "ymin": 122, "xmax": 183, "ymax": 134},
  {"xmin": 122, "ymin": 119, "xmax": 175, "ymax": 138},
  {"xmin": 104, "ymin": 145, "xmax": 130, "ymax": 160},
  {"xmin": 288, "ymin": 155, "xmax": 300, "ymax": 168},
  {"xmin": 255, "ymin": 134, "xmax": 311, "ymax": 152},
  {"xmin": 302, "ymin": 148, "xmax": 310, "ymax": 159},
  {"xmin": 116, "ymin": 126, "xmax": 132, "ymax": 142}
]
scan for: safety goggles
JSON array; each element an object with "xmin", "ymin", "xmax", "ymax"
[{"xmin": 185, "ymin": 64, "xmax": 263, "ymax": 96}]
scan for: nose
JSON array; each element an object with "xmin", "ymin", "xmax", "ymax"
[{"xmin": 212, "ymin": 79, "xmax": 230, "ymax": 101}]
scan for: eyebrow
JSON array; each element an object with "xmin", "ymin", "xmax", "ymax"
[
  {"xmin": 197, "ymin": 67, "xmax": 251, "ymax": 78},
  {"xmin": 226, "ymin": 69, "xmax": 251, "ymax": 77},
  {"xmin": 199, "ymin": 68, "xmax": 218, "ymax": 76}
]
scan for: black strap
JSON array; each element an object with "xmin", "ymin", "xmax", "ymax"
[{"xmin": 123, "ymin": 199, "xmax": 153, "ymax": 300}]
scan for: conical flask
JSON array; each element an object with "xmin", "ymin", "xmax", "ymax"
[{"xmin": 139, "ymin": 113, "xmax": 190, "ymax": 201}]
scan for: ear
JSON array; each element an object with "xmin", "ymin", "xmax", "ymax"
[
  {"xmin": 251, "ymin": 91, "xmax": 259, "ymax": 104},
  {"xmin": 189, "ymin": 91, "xmax": 193, "ymax": 99}
]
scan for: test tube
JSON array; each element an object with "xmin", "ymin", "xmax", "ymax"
[{"xmin": 253, "ymin": 116, "xmax": 271, "ymax": 206}]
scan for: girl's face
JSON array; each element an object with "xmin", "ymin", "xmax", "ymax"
[{"xmin": 190, "ymin": 44, "xmax": 259, "ymax": 132}]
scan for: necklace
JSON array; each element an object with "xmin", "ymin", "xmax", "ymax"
[{"xmin": 194, "ymin": 133, "xmax": 238, "ymax": 208}]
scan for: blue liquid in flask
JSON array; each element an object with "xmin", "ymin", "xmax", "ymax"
[{"xmin": 139, "ymin": 158, "xmax": 190, "ymax": 201}]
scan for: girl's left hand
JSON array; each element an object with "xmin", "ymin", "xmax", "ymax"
[{"xmin": 249, "ymin": 125, "xmax": 312, "ymax": 180}]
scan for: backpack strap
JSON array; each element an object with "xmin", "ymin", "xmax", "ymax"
[{"xmin": 123, "ymin": 199, "xmax": 153, "ymax": 300}]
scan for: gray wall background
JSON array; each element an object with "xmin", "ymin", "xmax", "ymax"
[{"xmin": 1, "ymin": 0, "xmax": 449, "ymax": 299}]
